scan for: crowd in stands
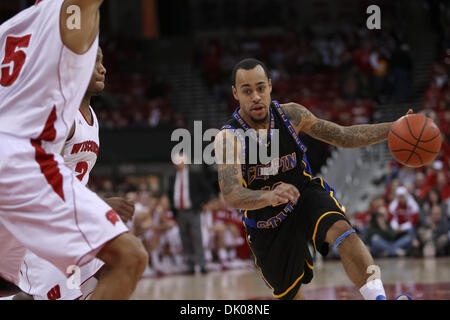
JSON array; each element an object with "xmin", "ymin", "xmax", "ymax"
[
  {"xmin": 92, "ymin": 37, "xmax": 186, "ymax": 129},
  {"xmin": 194, "ymin": 18, "xmax": 412, "ymax": 119},
  {"xmin": 87, "ymin": 6, "xmax": 450, "ymax": 274},
  {"xmin": 193, "ymin": 19, "xmax": 412, "ymax": 173},
  {"xmin": 89, "ymin": 175, "xmax": 253, "ymax": 277},
  {"xmin": 353, "ymin": 156, "xmax": 450, "ymax": 258},
  {"xmin": 352, "ymin": 33, "xmax": 450, "ymax": 258}
]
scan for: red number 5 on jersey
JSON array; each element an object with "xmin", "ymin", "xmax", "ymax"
[{"xmin": 1, "ymin": 34, "xmax": 31, "ymax": 87}]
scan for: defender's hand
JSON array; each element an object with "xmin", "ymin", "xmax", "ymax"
[
  {"xmin": 104, "ymin": 197, "xmax": 135, "ymax": 223},
  {"xmin": 266, "ymin": 183, "xmax": 300, "ymax": 206}
]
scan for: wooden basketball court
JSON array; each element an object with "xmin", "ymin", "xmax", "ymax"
[{"xmin": 132, "ymin": 257, "xmax": 450, "ymax": 300}]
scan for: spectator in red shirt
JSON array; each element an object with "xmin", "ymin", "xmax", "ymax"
[
  {"xmin": 353, "ymin": 40, "xmax": 373, "ymax": 74},
  {"xmin": 424, "ymin": 80, "xmax": 443, "ymax": 107},
  {"xmin": 436, "ymin": 171, "xmax": 450, "ymax": 202},
  {"xmin": 388, "ymin": 186, "xmax": 420, "ymax": 235},
  {"xmin": 424, "ymin": 160, "xmax": 444, "ymax": 189},
  {"xmin": 353, "ymin": 195, "xmax": 387, "ymax": 238},
  {"xmin": 412, "ymin": 171, "xmax": 429, "ymax": 201}
]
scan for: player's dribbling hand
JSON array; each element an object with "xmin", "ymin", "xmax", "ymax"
[
  {"xmin": 267, "ymin": 183, "xmax": 300, "ymax": 206},
  {"xmin": 104, "ymin": 197, "xmax": 135, "ymax": 223}
]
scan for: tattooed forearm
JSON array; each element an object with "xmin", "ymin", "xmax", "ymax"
[
  {"xmin": 310, "ymin": 120, "xmax": 392, "ymax": 148},
  {"xmin": 217, "ymin": 163, "xmax": 271, "ymax": 210},
  {"xmin": 233, "ymin": 188, "xmax": 269, "ymax": 210},
  {"xmin": 281, "ymin": 102, "xmax": 392, "ymax": 148}
]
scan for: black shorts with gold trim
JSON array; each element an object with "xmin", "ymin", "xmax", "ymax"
[{"xmin": 245, "ymin": 178, "xmax": 350, "ymax": 300}]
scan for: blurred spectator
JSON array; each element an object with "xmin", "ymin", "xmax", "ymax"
[
  {"xmin": 423, "ymin": 160, "xmax": 444, "ymax": 191},
  {"xmin": 369, "ymin": 49, "xmax": 389, "ymax": 101},
  {"xmin": 130, "ymin": 192, "xmax": 158, "ymax": 276},
  {"xmin": 352, "ymin": 40, "xmax": 373, "ymax": 75},
  {"xmin": 148, "ymin": 195, "xmax": 184, "ymax": 275},
  {"xmin": 342, "ymin": 72, "xmax": 360, "ymax": 100},
  {"xmin": 411, "ymin": 171, "xmax": 429, "ymax": 201},
  {"xmin": 390, "ymin": 43, "xmax": 413, "ymax": 102},
  {"xmin": 424, "ymin": 80, "xmax": 444, "ymax": 108},
  {"xmin": 431, "ymin": 63, "xmax": 448, "ymax": 89},
  {"xmin": 364, "ymin": 206, "xmax": 411, "ymax": 258},
  {"xmin": 353, "ymin": 195, "xmax": 387, "ymax": 238},
  {"xmin": 201, "ymin": 202, "xmax": 216, "ymax": 266},
  {"xmin": 206, "ymin": 194, "xmax": 248, "ymax": 270},
  {"xmin": 167, "ymin": 154, "xmax": 212, "ymax": 274},
  {"xmin": 396, "ymin": 165, "xmax": 417, "ymax": 192},
  {"xmin": 384, "ymin": 178, "xmax": 401, "ymax": 204},
  {"xmin": 436, "ymin": 171, "xmax": 450, "ymax": 203},
  {"xmin": 416, "ymin": 205, "xmax": 449, "ymax": 257},
  {"xmin": 419, "ymin": 188, "xmax": 447, "ymax": 225},
  {"xmin": 388, "ymin": 186, "xmax": 420, "ymax": 234}
]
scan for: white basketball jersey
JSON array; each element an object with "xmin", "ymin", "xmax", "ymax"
[
  {"xmin": 0, "ymin": 0, "xmax": 99, "ymax": 154},
  {"xmin": 63, "ymin": 107, "xmax": 99, "ymax": 186}
]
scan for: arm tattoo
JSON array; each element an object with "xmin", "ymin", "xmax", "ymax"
[
  {"xmin": 235, "ymin": 188, "xmax": 268, "ymax": 209},
  {"xmin": 282, "ymin": 102, "xmax": 391, "ymax": 148},
  {"xmin": 217, "ymin": 164, "xmax": 269, "ymax": 210},
  {"xmin": 282, "ymin": 103, "xmax": 316, "ymax": 128},
  {"xmin": 215, "ymin": 131, "xmax": 270, "ymax": 210},
  {"xmin": 282, "ymin": 103, "xmax": 303, "ymax": 126},
  {"xmin": 217, "ymin": 164, "xmax": 240, "ymax": 196},
  {"xmin": 310, "ymin": 120, "xmax": 391, "ymax": 148}
]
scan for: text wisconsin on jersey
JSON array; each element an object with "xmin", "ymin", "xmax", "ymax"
[{"xmin": 70, "ymin": 140, "xmax": 99, "ymax": 156}]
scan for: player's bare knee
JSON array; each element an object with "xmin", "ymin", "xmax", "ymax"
[
  {"xmin": 325, "ymin": 220, "xmax": 353, "ymax": 244},
  {"xmin": 131, "ymin": 240, "xmax": 148, "ymax": 275},
  {"xmin": 121, "ymin": 236, "xmax": 148, "ymax": 276},
  {"xmin": 97, "ymin": 233, "xmax": 148, "ymax": 275}
]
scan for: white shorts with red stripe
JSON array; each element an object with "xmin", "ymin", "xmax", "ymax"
[
  {"xmin": 18, "ymin": 250, "xmax": 104, "ymax": 300},
  {"xmin": 0, "ymin": 133, "xmax": 128, "ymax": 287}
]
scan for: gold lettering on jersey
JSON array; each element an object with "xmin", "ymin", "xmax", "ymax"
[
  {"xmin": 256, "ymin": 199, "xmax": 298, "ymax": 229},
  {"xmin": 247, "ymin": 152, "xmax": 297, "ymax": 185}
]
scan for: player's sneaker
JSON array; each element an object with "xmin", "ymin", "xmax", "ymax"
[{"xmin": 395, "ymin": 294, "xmax": 412, "ymax": 300}]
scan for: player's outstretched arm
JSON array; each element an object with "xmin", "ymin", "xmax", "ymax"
[
  {"xmin": 282, "ymin": 102, "xmax": 412, "ymax": 148},
  {"xmin": 60, "ymin": 0, "xmax": 104, "ymax": 54},
  {"xmin": 215, "ymin": 130, "xmax": 299, "ymax": 210}
]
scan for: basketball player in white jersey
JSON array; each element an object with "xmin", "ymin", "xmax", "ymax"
[
  {"xmin": 14, "ymin": 46, "xmax": 136, "ymax": 300},
  {"xmin": 0, "ymin": 0, "xmax": 148, "ymax": 300}
]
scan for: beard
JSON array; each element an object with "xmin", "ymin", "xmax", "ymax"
[{"xmin": 246, "ymin": 104, "xmax": 270, "ymax": 124}]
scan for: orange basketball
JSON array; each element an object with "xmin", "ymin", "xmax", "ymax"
[{"xmin": 388, "ymin": 113, "xmax": 442, "ymax": 168}]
